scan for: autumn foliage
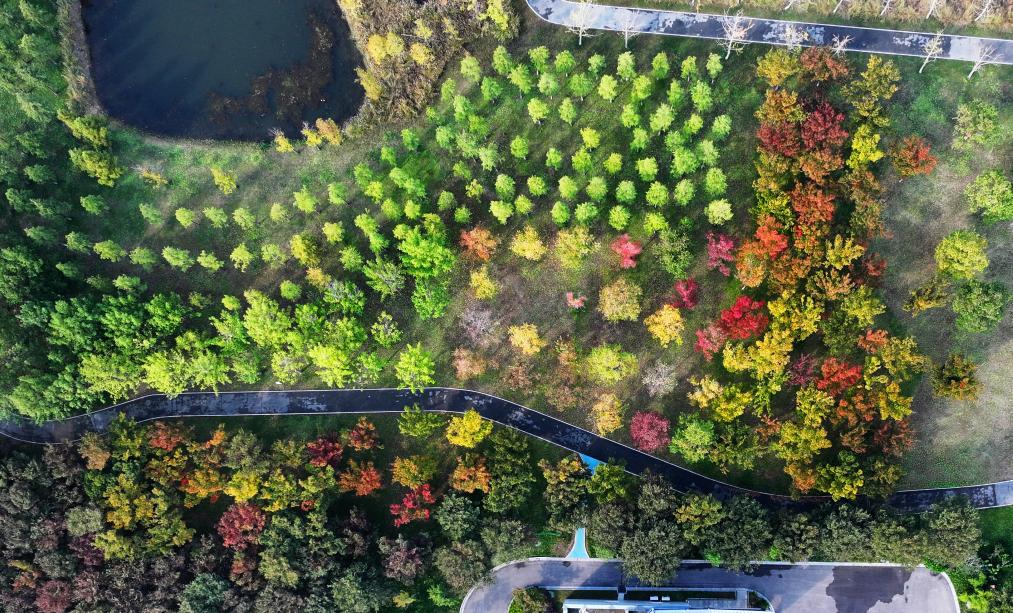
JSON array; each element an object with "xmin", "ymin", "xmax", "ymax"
[
  {"xmin": 610, "ymin": 234, "xmax": 642, "ymax": 269},
  {"xmin": 890, "ymin": 135, "xmax": 937, "ymax": 177},
  {"xmin": 338, "ymin": 460, "xmax": 383, "ymax": 496},
  {"xmin": 390, "ymin": 484, "xmax": 436, "ymax": 527},
  {"xmin": 705, "ymin": 232, "xmax": 735, "ymax": 276},
  {"xmin": 346, "ymin": 417, "xmax": 380, "ymax": 451},
  {"xmin": 670, "ymin": 278, "xmax": 700, "ymax": 309},
  {"xmin": 217, "ymin": 503, "xmax": 266, "ymax": 551},
  {"xmin": 717, "ymin": 296, "xmax": 768, "ymax": 341},
  {"xmin": 630, "ymin": 411, "xmax": 671, "ymax": 452},
  {"xmin": 459, "ymin": 226, "xmax": 498, "ymax": 261},
  {"xmin": 306, "ymin": 436, "xmax": 344, "ymax": 467},
  {"xmin": 450, "ymin": 454, "xmax": 492, "ymax": 493}
]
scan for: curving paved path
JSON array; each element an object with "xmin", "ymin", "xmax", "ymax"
[
  {"xmin": 526, "ymin": 0, "xmax": 1013, "ymax": 65},
  {"xmin": 460, "ymin": 558, "xmax": 961, "ymax": 613},
  {"xmin": 0, "ymin": 388, "xmax": 1009, "ymax": 511}
]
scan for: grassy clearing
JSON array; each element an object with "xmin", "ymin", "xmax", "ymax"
[{"xmin": 872, "ymin": 56, "xmax": 1012, "ymax": 488}]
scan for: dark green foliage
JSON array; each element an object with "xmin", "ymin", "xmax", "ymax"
[
  {"xmin": 697, "ymin": 497, "xmax": 772, "ymax": 570},
  {"xmin": 483, "ymin": 429, "xmax": 536, "ymax": 514},
  {"xmin": 952, "ymin": 280, "xmax": 1010, "ymax": 333},
  {"xmin": 620, "ymin": 520, "xmax": 686, "ymax": 584},
  {"xmin": 179, "ymin": 573, "xmax": 231, "ymax": 613},
  {"xmin": 436, "ymin": 493, "xmax": 480, "ymax": 541}
]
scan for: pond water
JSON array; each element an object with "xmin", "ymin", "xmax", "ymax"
[{"xmin": 82, "ymin": 0, "xmax": 364, "ymax": 140}]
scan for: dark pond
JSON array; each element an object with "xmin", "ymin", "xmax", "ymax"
[{"xmin": 82, "ymin": 0, "xmax": 364, "ymax": 140}]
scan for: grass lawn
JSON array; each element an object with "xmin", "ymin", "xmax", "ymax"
[{"xmin": 873, "ymin": 56, "xmax": 1013, "ymax": 488}]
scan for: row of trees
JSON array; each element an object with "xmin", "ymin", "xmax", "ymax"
[{"xmin": 2, "ymin": 411, "xmax": 1008, "ymax": 612}]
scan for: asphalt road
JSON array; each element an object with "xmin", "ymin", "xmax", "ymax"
[
  {"xmin": 0, "ymin": 388, "xmax": 1009, "ymax": 511},
  {"xmin": 526, "ymin": 0, "xmax": 1013, "ymax": 65},
  {"xmin": 460, "ymin": 558, "xmax": 961, "ymax": 613}
]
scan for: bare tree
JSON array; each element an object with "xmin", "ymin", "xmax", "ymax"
[
  {"xmin": 974, "ymin": 0, "xmax": 994, "ymax": 21},
  {"xmin": 967, "ymin": 44, "xmax": 1001, "ymax": 78},
  {"xmin": 783, "ymin": 0, "xmax": 809, "ymax": 10},
  {"xmin": 920, "ymin": 32, "xmax": 944, "ymax": 73},
  {"xmin": 568, "ymin": 0, "xmax": 598, "ymax": 46},
  {"xmin": 619, "ymin": 9, "xmax": 641, "ymax": 48},
  {"xmin": 833, "ymin": 0, "xmax": 851, "ymax": 13},
  {"xmin": 925, "ymin": 0, "xmax": 943, "ymax": 18},
  {"xmin": 831, "ymin": 34, "xmax": 854, "ymax": 55},
  {"xmin": 880, "ymin": 0, "xmax": 894, "ymax": 16},
  {"xmin": 781, "ymin": 24, "xmax": 809, "ymax": 50},
  {"xmin": 720, "ymin": 13, "xmax": 753, "ymax": 59}
]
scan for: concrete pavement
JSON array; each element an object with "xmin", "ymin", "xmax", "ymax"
[{"xmin": 460, "ymin": 558, "xmax": 961, "ymax": 613}]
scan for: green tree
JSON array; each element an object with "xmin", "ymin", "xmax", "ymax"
[
  {"xmin": 584, "ymin": 344, "xmax": 638, "ymax": 385},
  {"xmin": 620, "ymin": 521, "xmax": 685, "ymax": 585},
  {"xmin": 163, "ymin": 246, "xmax": 194, "ymax": 269},
  {"xmin": 598, "ymin": 74, "xmax": 618, "ymax": 101},
  {"xmin": 93, "ymin": 240, "xmax": 125, "ymax": 262},
  {"xmin": 396, "ymin": 343, "xmax": 434, "ymax": 392},
  {"xmin": 952, "ymin": 280, "xmax": 1009, "ymax": 333},
  {"xmin": 965, "ymin": 170, "xmax": 1013, "ymax": 223},
  {"xmin": 80, "ymin": 194, "xmax": 107, "ymax": 215},
  {"xmin": 436, "ymin": 493, "xmax": 480, "ymax": 541},
  {"xmin": 179, "ymin": 573, "xmax": 230, "ymax": 613},
  {"xmin": 399, "ymin": 404, "xmax": 446, "ymax": 438}
]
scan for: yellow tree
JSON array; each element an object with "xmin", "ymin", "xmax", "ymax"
[
  {"xmin": 644, "ymin": 304, "xmax": 684, "ymax": 347},
  {"xmin": 591, "ymin": 393, "xmax": 624, "ymax": 435},
  {"xmin": 446, "ymin": 409, "xmax": 493, "ymax": 448},
  {"xmin": 509, "ymin": 323, "xmax": 547, "ymax": 355}
]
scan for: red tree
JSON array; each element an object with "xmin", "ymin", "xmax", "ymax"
[
  {"xmin": 610, "ymin": 234, "xmax": 642, "ymax": 269},
  {"xmin": 754, "ymin": 215, "xmax": 789, "ymax": 259},
  {"xmin": 800, "ymin": 47, "xmax": 850, "ymax": 81},
  {"xmin": 670, "ymin": 278, "xmax": 700, "ymax": 309},
  {"xmin": 306, "ymin": 436, "xmax": 344, "ymax": 468},
  {"xmin": 630, "ymin": 411, "xmax": 671, "ymax": 452},
  {"xmin": 338, "ymin": 460, "xmax": 383, "ymax": 496},
  {"xmin": 694, "ymin": 324, "xmax": 727, "ymax": 361},
  {"xmin": 718, "ymin": 296, "xmax": 769, "ymax": 341},
  {"xmin": 390, "ymin": 484, "xmax": 437, "ymax": 527},
  {"xmin": 347, "ymin": 417, "xmax": 379, "ymax": 451},
  {"xmin": 788, "ymin": 353, "xmax": 819, "ymax": 387},
  {"xmin": 217, "ymin": 503, "xmax": 267, "ymax": 551},
  {"xmin": 147, "ymin": 421, "xmax": 188, "ymax": 452},
  {"xmin": 566, "ymin": 292, "xmax": 587, "ymax": 308},
  {"xmin": 757, "ymin": 122, "xmax": 801, "ymax": 157},
  {"xmin": 459, "ymin": 226, "xmax": 498, "ymax": 261},
  {"xmin": 706, "ymin": 232, "xmax": 736, "ymax": 276},
  {"xmin": 35, "ymin": 580, "xmax": 72, "ymax": 613},
  {"xmin": 791, "ymin": 183, "xmax": 836, "ymax": 226},
  {"xmin": 801, "ymin": 101, "xmax": 848, "ymax": 150},
  {"xmin": 891, "ymin": 136, "xmax": 937, "ymax": 177},
  {"xmin": 874, "ymin": 420, "xmax": 914, "ymax": 457},
  {"xmin": 816, "ymin": 358, "xmax": 863, "ymax": 396}
]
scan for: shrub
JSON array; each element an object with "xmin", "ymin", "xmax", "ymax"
[{"xmin": 932, "ymin": 354, "xmax": 979, "ymax": 400}]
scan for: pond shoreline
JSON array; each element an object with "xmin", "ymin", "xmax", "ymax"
[{"xmin": 77, "ymin": 0, "xmax": 366, "ymax": 142}]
